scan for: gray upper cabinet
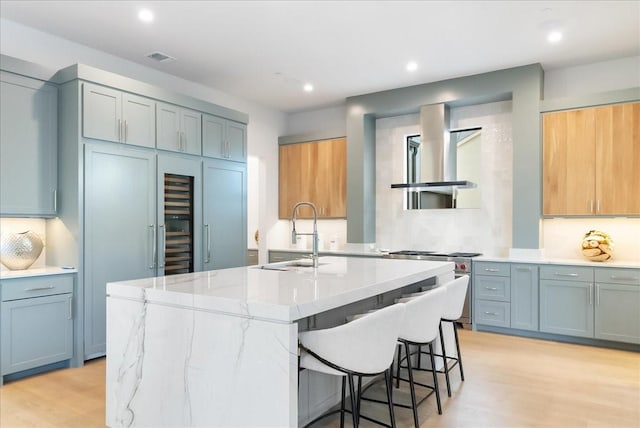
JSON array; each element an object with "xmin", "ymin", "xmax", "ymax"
[
  {"xmin": 0, "ymin": 71, "xmax": 57, "ymax": 217},
  {"xmin": 82, "ymin": 82, "xmax": 155, "ymax": 148},
  {"xmin": 157, "ymin": 102, "xmax": 201, "ymax": 155},
  {"xmin": 594, "ymin": 268, "xmax": 640, "ymax": 344},
  {"xmin": 203, "ymin": 159, "xmax": 247, "ymax": 270},
  {"xmin": 510, "ymin": 264, "xmax": 539, "ymax": 331},
  {"xmin": 202, "ymin": 114, "xmax": 246, "ymax": 162}
]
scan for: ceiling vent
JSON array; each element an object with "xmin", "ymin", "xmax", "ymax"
[{"xmin": 146, "ymin": 51, "xmax": 176, "ymax": 63}]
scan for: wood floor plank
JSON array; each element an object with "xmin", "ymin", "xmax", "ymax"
[{"xmin": 0, "ymin": 330, "xmax": 638, "ymax": 427}]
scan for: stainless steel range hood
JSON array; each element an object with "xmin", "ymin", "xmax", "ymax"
[{"xmin": 390, "ymin": 103, "xmax": 476, "ymax": 192}]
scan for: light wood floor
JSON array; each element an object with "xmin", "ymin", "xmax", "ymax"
[{"xmin": 1, "ymin": 329, "xmax": 638, "ymax": 427}]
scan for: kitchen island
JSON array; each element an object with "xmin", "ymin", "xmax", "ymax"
[{"xmin": 105, "ymin": 256, "xmax": 454, "ymax": 427}]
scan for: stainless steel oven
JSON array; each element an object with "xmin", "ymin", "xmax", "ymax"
[{"xmin": 384, "ymin": 250, "xmax": 481, "ymax": 328}]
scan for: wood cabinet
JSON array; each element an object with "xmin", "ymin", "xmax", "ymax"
[
  {"xmin": 156, "ymin": 102, "xmax": 202, "ymax": 155},
  {"xmin": 202, "ymin": 114, "xmax": 247, "ymax": 162},
  {"xmin": 203, "ymin": 159, "xmax": 247, "ymax": 270},
  {"xmin": 1, "ymin": 274, "xmax": 74, "ymax": 383},
  {"xmin": 543, "ymin": 102, "xmax": 640, "ymax": 215},
  {"xmin": 0, "ymin": 71, "xmax": 58, "ymax": 217},
  {"xmin": 82, "ymin": 82, "xmax": 156, "ymax": 148},
  {"xmin": 278, "ymin": 137, "xmax": 346, "ymax": 219}
]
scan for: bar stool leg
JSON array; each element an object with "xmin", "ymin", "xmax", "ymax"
[
  {"xmin": 395, "ymin": 343, "xmax": 402, "ymax": 388},
  {"xmin": 348, "ymin": 374, "xmax": 359, "ymax": 428},
  {"xmin": 453, "ymin": 321, "xmax": 465, "ymax": 381},
  {"xmin": 439, "ymin": 321, "xmax": 452, "ymax": 397},
  {"xmin": 340, "ymin": 377, "xmax": 346, "ymax": 428},
  {"xmin": 384, "ymin": 368, "xmax": 397, "ymax": 428},
  {"xmin": 404, "ymin": 342, "xmax": 420, "ymax": 428},
  {"xmin": 428, "ymin": 342, "xmax": 443, "ymax": 414}
]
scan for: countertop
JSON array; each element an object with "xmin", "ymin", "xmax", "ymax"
[
  {"xmin": 106, "ymin": 256, "xmax": 454, "ymax": 323},
  {"xmin": 475, "ymin": 256, "xmax": 640, "ymax": 269},
  {"xmin": 268, "ymin": 247, "xmax": 388, "ymax": 258},
  {"xmin": 0, "ymin": 266, "xmax": 78, "ymax": 279}
]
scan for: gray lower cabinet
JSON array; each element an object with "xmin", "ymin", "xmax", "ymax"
[
  {"xmin": 82, "ymin": 82, "xmax": 155, "ymax": 148},
  {"xmin": 594, "ymin": 268, "xmax": 640, "ymax": 344},
  {"xmin": 0, "ymin": 274, "xmax": 74, "ymax": 380},
  {"xmin": 157, "ymin": 102, "xmax": 202, "ymax": 155},
  {"xmin": 203, "ymin": 159, "xmax": 247, "ymax": 270},
  {"xmin": 540, "ymin": 266, "xmax": 595, "ymax": 338},
  {"xmin": 202, "ymin": 114, "xmax": 247, "ymax": 162},
  {"xmin": 0, "ymin": 71, "xmax": 57, "ymax": 216},
  {"xmin": 510, "ymin": 264, "xmax": 539, "ymax": 331},
  {"xmin": 473, "ymin": 261, "xmax": 511, "ymax": 328}
]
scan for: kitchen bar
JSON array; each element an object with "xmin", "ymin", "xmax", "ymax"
[{"xmin": 105, "ymin": 256, "xmax": 454, "ymax": 427}]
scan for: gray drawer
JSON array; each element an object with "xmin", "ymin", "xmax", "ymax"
[
  {"xmin": 474, "ymin": 261, "xmax": 510, "ymax": 277},
  {"xmin": 475, "ymin": 275, "xmax": 510, "ymax": 301},
  {"xmin": 475, "ymin": 300, "xmax": 510, "ymax": 327},
  {"xmin": 1, "ymin": 274, "xmax": 73, "ymax": 301},
  {"xmin": 540, "ymin": 265, "xmax": 593, "ymax": 282},
  {"xmin": 595, "ymin": 268, "xmax": 640, "ymax": 285}
]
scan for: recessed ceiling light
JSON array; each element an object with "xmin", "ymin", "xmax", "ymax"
[
  {"xmin": 406, "ymin": 61, "xmax": 418, "ymax": 72},
  {"xmin": 303, "ymin": 83, "xmax": 314, "ymax": 92},
  {"xmin": 547, "ymin": 31, "xmax": 563, "ymax": 43},
  {"xmin": 138, "ymin": 9, "xmax": 154, "ymax": 23}
]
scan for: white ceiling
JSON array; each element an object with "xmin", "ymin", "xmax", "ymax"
[{"xmin": 1, "ymin": 1, "xmax": 639, "ymax": 113}]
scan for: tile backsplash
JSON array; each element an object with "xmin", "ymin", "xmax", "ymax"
[
  {"xmin": 542, "ymin": 218, "xmax": 640, "ymax": 262},
  {"xmin": 0, "ymin": 218, "xmax": 47, "ymax": 270}
]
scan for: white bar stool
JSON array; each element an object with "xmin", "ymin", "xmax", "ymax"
[
  {"xmin": 393, "ymin": 286, "xmax": 447, "ymax": 428},
  {"xmin": 437, "ymin": 275, "xmax": 469, "ymax": 396},
  {"xmin": 298, "ymin": 303, "xmax": 406, "ymax": 428}
]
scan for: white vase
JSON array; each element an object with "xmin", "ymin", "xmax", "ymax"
[{"xmin": 0, "ymin": 230, "xmax": 44, "ymax": 270}]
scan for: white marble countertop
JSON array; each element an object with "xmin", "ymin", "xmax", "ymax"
[
  {"xmin": 475, "ymin": 256, "xmax": 640, "ymax": 269},
  {"xmin": 107, "ymin": 256, "xmax": 453, "ymax": 323},
  {"xmin": 0, "ymin": 266, "xmax": 78, "ymax": 279}
]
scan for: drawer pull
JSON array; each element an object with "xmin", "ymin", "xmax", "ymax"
[
  {"xmin": 610, "ymin": 275, "xmax": 639, "ymax": 281},
  {"xmin": 554, "ymin": 273, "xmax": 578, "ymax": 277},
  {"xmin": 24, "ymin": 286, "xmax": 55, "ymax": 291},
  {"xmin": 484, "ymin": 287, "xmax": 498, "ymax": 291},
  {"xmin": 484, "ymin": 268, "xmax": 499, "ymax": 272},
  {"xmin": 516, "ymin": 267, "xmax": 531, "ymax": 272},
  {"xmin": 484, "ymin": 311, "xmax": 500, "ymax": 316}
]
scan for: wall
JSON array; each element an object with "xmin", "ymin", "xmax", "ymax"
[
  {"xmin": 0, "ymin": 18, "xmax": 286, "ymax": 264},
  {"xmin": 375, "ymin": 101, "xmax": 513, "ymax": 256}
]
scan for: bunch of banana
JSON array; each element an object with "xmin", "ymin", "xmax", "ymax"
[{"xmin": 581, "ymin": 230, "xmax": 614, "ymax": 261}]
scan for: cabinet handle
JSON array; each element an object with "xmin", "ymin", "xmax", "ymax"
[
  {"xmin": 118, "ymin": 119, "xmax": 122, "ymax": 141},
  {"xmin": 53, "ymin": 189, "xmax": 58, "ymax": 213},
  {"xmin": 589, "ymin": 200, "xmax": 594, "ymax": 214},
  {"xmin": 177, "ymin": 131, "xmax": 181, "ymax": 150},
  {"xmin": 516, "ymin": 267, "xmax": 531, "ymax": 272},
  {"xmin": 554, "ymin": 272, "xmax": 578, "ymax": 277},
  {"xmin": 610, "ymin": 275, "xmax": 639, "ymax": 281},
  {"xmin": 124, "ymin": 120, "xmax": 128, "ymax": 142},
  {"xmin": 68, "ymin": 295, "xmax": 73, "ymax": 320},
  {"xmin": 204, "ymin": 224, "xmax": 211, "ymax": 264},
  {"xmin": 484, "ymin": 287, "xmax": 498, "ymax": 290},
  {"xmin": 24, "ymin": 286, "xmax": 55, "ymax": 291},
  {"xmin": 589, "ymin": 284, "xmax": 593, "ymax": 305},
  {"xmin": 484, "ymin": 311, "xmax": 500, "ymax": 316},
  {"xmin": 150, "ymin": 224, "xmax": 156, "ymax": 269},
  {"xmin": 159, "ymin": 224, "xmax": 166, "ymax": 268},
  {"xmin": 596, "ymin": 200, "xmax": 600, "ymax": 214},
  {"xmin": 596, "ymin": 284, "xmax": 600, "ymax": 306},
  {"xmin": 484, "ymin": 268, "xmax": 499, "ymax": 272}
]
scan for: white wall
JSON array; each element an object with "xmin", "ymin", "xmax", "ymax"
[{"xmin": 0, "ymin": 18, "xmax": 286, "ymax": 264}]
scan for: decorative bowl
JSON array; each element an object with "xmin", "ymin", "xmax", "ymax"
[
  {"xmin": 581, "ymin": 230, "xmax": 613, "ymax": 262},
  {"xmin": 0, "ymin": 230, "xmax": 44, "ymax": 270}
]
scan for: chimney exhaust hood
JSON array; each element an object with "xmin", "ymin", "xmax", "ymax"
[{"xmin": 390, "ymin": 103, "xmax": 476, "ymax": 192}]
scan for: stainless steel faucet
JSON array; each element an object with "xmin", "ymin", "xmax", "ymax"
[{"xmin": 291, "ymin": 201, "xmax": 319, "ymax": 268}]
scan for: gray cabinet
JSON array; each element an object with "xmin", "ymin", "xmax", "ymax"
[
  {"xmin": 157, "ymin": 102, "xmax": 201, "ymax": 155},
  {"xmin": 83, "ymin": 143, "xmax": 156, "ymax": 358},
  {"xmin": 82, "ymin": 82, "xmax": 155, "ymax": 148},
  {"xmin": 1, "ymin": 274, "xmax": 74, "ymax": 381},
  {"xmin": 202, "ymin": 159, "xmax": 247, "ymax": 270},
  {"xmin": 0, "ymin": 71, "xmax": 57, "ymax": 216},
  {"xmin": 510, "ymin": 264, "xmax": 539, "ymax": 331},
  {"xmin": 540, "ymin": 266, "xmax": 594, "ymax": 338},
  {"xmin": 473, "ymin": 261, "xmax": 511, "ymax": 328},
  {"xmin": 202, "ymin": 114, "xmax": 247, "ymax": 162},
  {"xmin": 594, "ymin": 268, "xmax": 640, "ymax": 344}
]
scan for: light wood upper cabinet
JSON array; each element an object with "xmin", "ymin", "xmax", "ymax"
[
  {"xmin": 279, "ymin": 137, "xmax": 346, "ymax": 219},
  {"xmin": 543, "ymin": 102, "xmax": 639, "ymax": 215}
]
